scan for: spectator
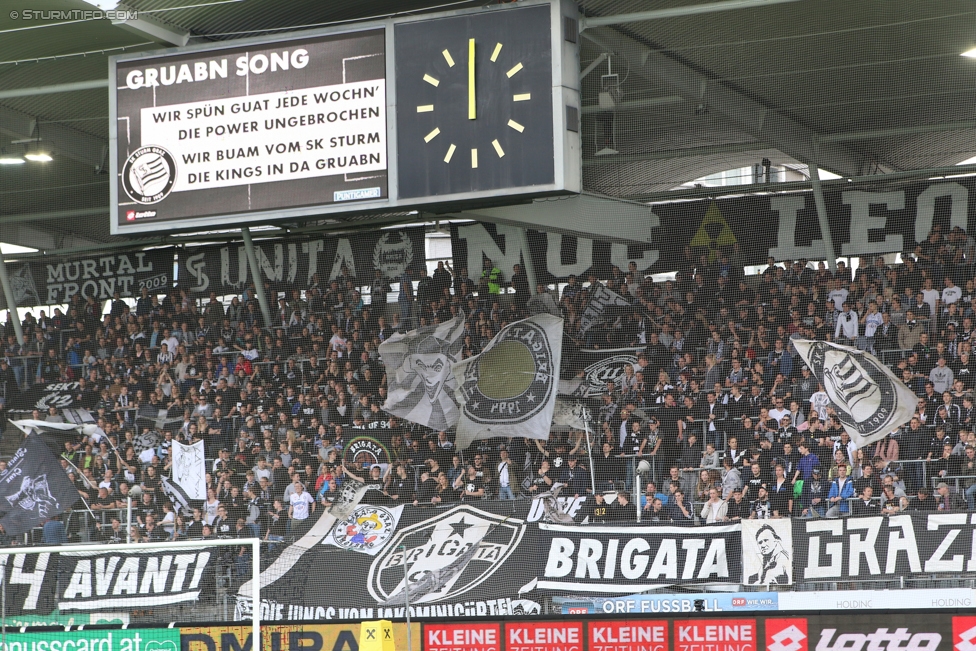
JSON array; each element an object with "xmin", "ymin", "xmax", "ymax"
[
  {"xmin": 935, "ymin": 482, "xmax": 966, "ymax": 511},
  {"xmin": 667, "ymin": 490, "xmax": 693, "ymax": 525},
  {"xmin": 288, "ymin": 480, "xmax": 315, "ymax": 533},
  {"xmin": 851, "ymin": 486, "xmax": 881, "ymax": 516},
  {"xmin": 700, "ymin": 488, "xmax": 728, "ymax": 523},
  {"xmin": 825, "ymin": 464, "xmax": 854, "ymax": 517},
  {"xmin": 910, "ymin": 486, "xmax": 937, "ymax": 511}
]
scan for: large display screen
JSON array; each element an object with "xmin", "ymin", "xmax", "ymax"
[
  {"xmin": 109, "ymin": 0, "xmax": 580, "ymax": 235},
  {"xmin": 113, "ymin": 29, "xmax": 387, "ymax": 229}
]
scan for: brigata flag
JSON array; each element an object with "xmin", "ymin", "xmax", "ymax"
[
  {"xmin": 578, "ymin": 285, "xmax": 631, "ymax": 334},
  {"xmin": 380, "ymin": 315, "xmax": 465, "ymax": 431},
  {"xmin": 0, "ymin": 435, "xmax": 80, "ymax": 536},
  {"xmin": 171, "ymin": 439, "xmax": 206, "ymax": 500},
  {"xmin": 453, "ymin": 314, "xmax": 563, "ymax": 450},
  {"xmin": 793, "ymin": 339, "xmax": 916, "ymax": 449}
]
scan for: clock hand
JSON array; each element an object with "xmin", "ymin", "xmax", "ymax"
[{"xmin": 468, "ymin": 38, "xmax": 476, "ymax": 120}]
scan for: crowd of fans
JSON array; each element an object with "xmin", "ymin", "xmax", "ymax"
[{"xmin": 0, "ymin": 224, "xmax": 974, "ymax": 542}]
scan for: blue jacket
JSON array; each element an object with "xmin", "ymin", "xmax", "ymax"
[
  {"xmin": 827, "ymin": 476, "xmax": 855, "ymax": 513},
  {"xmin": 798, "ymin": 453, "xmax": 821, "ymax": 480}
]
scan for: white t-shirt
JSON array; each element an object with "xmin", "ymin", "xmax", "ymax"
[
  {"xmin": 203, "ymin": 498, "xmax": 220, "ymax": 525},
  {"xmin": 768, "ymin": 407, "xmax": 789, "ymax": 422},
  {"xmin": 810, "ymin": 392, "xmax": 830, "ymax": 420},
  {"xmin": 943, "ymin": 286, "xmax": 962, "ymax": 305},
  {"xmin": 864, "ymin": 312, "xmax": 883, "ymax": 337},
  {"xmin": 922, "ymin": 288, "xmax": 940, "ymax": 317},
  {"xmin": 290, "ymin": 491, "xmax": 314, "ymax": 520},
  {"xmin": 497, "ymin": 461, "xmax": 510, "ymax": 488},
  {"xmin": 828, "ymin": 289, "xmax": 849, "ymax": 311}
]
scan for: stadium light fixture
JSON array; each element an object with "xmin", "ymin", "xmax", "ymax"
[
  {"xmin": 962, "ymin": 47, "xmax": 976, "ymax": 58},
  {"xmin": 0, "ymin": 149, "xmax": 24, "ymax": 165},
  {"xmin": 24, "ymin": 152, "xmax": 52, "ymax": 162}
]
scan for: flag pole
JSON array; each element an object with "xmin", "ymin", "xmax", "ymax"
[
  {"xmin": 583, "ymin": 406, "xmax": 597, "ymax": 494},
  {"xmin": 57, "ymin": 452, "xmax": 101, "ymax": 524}
]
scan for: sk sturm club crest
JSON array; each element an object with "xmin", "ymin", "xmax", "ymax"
[
  {"xmin": 559, "ymin": 349, "xmax": 640, "ymax": 398},
  {"xmin": 373, "ymin": 231, "xmax": 415, "ymax": 278},
  {"xmin": 368, "ymin": 504, "xmax": 526, "ymax": 605},
  {"xmin": 793, "ymin": 339, "xmax": 916, "ymax": 448},
  {"xmin": 122, "ymin": 146, "xmax": 176, "ymax": 204},
  {"xmin": 453, "ymin": 314, "xmax": 563, "ymax": 450},
  {"xmin": 325, "ymin": 504, "xmax": 403, "ymax": 555}
]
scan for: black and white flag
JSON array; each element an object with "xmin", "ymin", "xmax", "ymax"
[
  {"xmin": 578, "ymin": 285, "xmax": 631, "ymax": 334},
  {"xmin": 171, "ymin": 440, "xmax": 206, "ymax": 500},
  {"xmin": 9, "ymin": 420, "xmax": 100, "ymax": 456},
  {"xmin": 793, "ymin": 339, "xmax": 916, "ymax": 448},
  {"xmin": 0, "ymin": 436, "xmax": 80, "ymax": 536},
  {"xmin": 161, "ymin": 476, "xmax": 193, "ymax": 516},
  {"xmin": 453, "ymin": 314, "xmax": 563, "ymax": 450},
  {"xmin": 552, "ymin": 400, "xmax": 588, "ymax": 431},
  {"xmin": 380, "ymin": 315, "xmax": 466, "ymax": 431}
]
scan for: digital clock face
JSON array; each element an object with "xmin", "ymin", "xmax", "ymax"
[{"xmin": 395, "ymin": 4, "xmax": 555, "ymax": 199}]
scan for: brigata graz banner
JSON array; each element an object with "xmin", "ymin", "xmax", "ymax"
[
  {"xmin": 451, "ymin": 178, "xmax": 976, "ymax": 281},
  {"xmin": 0, "ymin": 248, "xmax": 175, "ymax": 310},
  {"xmin": 7, "ymin": 509, "xmax": 974, "ymax": 618},
  {"xmin": 177, "ymin": 227, "xmax": 425, "ymax": 296},
  {"xmin": 1, "ymin": 547, "xmax": 216, "ymax": 615}
]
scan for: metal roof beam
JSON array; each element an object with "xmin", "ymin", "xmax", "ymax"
[
  {"xmin": 0, "ymin": 105, "xmax": 106, "ymax": 169},
  {"xmin": 582, "ymin": 141, "xmax": 772, "ymax": 166},
  {"xmin": 112, "ymin": 4, "xmax": 189, "ymax": 47},
  {"xmin": 0, "ymin": 223, "xmax": 104, "ymax": 254},
  {"xmin": 579, "ymin": 0, "xmax": 805, "ymax": 29},
  {"xmin": 820, "ymin": 121, "xmax": 976, "ymax": 143},
  {"xmin": 0, "ymin": 80, "xmax": 109, "ymax": 101},
  {"xmin": 581, "ymin": 96, "xmax": 683, "ymax": 114},
  {"xmin": 582, "ymin": 28, "xmax": 885, "ymax": 178}
]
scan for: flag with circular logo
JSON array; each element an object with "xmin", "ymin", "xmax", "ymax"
[
  {"xmin": 793, "ymin": 339, "xmax": 916, "ymax": 448},
  {"xmin": 452, "ymin": 314, "xmax": 563, "ymax": 450}
]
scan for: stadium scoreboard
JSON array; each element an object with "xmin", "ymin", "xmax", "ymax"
[{"xmin": 109, "ymin": 0, "xmax": 580, "ymax": 235}]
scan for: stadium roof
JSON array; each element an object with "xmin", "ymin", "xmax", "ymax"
[{"xmin": 1, "ymin": 0, "xmax": 975, "ymax": 253}]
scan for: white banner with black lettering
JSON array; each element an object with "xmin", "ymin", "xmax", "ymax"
[{"xmin": 534, "ymin": 522, "xmax": 742, "ymax": 593}]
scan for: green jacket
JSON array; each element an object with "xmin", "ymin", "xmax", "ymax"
[{"xmin": 482, "ymin": 267, "xmax": 502, "ymax": 294}]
